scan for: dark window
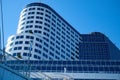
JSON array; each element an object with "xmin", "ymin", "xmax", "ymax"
[
  {"xmin": 67, "ymin": 27, "xmax": 70, "ymax": 30},
  {"xmin": 44, "ymin": 42, "xmax": 49, "ymax": 47},
  {"xmin": 15, "ymin": 41, "xmax": 18, "ymax": 45},
  {"xmin": 27, "ymin": 16, "xmax": 34, "ymax": 19},
  {"xmin": 66, "ymin": 44, "xmax": 70, "ymax": 47},
  {"xmin": 50, "ymin": 41, "xmax": 55, "ymax": 46},
  {"xmin": 36, "ymin": 38, "xmax": 42, "ymax": 43},
  {"xmin": 35, "ymin": 25, "xmax": 42, "ymax": 29},
  {"xmin": 56, "ymin": 31, "xmax": 60, "ymax": 36},
  {"xmin": 26, "ymin": 20, "xmax": 33, "ymax": 24},
  {"xmin": 11, "ymin": 37, "xmax": 14, "ymax": 40},
  {"xmin": 26, "ymin": 36, "xmax": 30, "ymax": 39},
  {"xmin": 20, "ymin": 35, "xmax": 24, "ymax": 38},
  {"xmin": 22, "ymin": 18, "xmax": 26, "ymax": 21},
  {"xmin": 52, "ymin": 23, "xmax": 56, "ymax": 27},
  {"xmin": 50, "ymin": 36, "xmax": 55, "ymax": 41},
  {"xmin": 43, "ymin": 37, "xmax": 49, "ymax": 42},
  {"xmin": 23, "ymin": 53, "xmax": 27, "ymax": 56},
  {"xmin": 30, "ymin": 36, "xmax": 34, "ymax": 39},
  {"xmin": 62, "ymin": 31, "xmax": 65, "ymax": 35},
  {"xmin": 10, "ymin": 43, "xmax": 13, "ymax": 46},
  {"xmin": 34, "ymin": 49, "xmax": 41, "ymax": 54},
  {"xmin": 56, "ymin": 45, "xmax": 60, "ymax": 50},
  {"xmin": 51, "ymin": 31, "xmax": 55, "ymax": 36},
  {"xmin": 35, "ymin": 21, "xmax": 43, "ymax": 24},
  {"xmin": 45, "ymin": 18, "xmax": 50, "ymax": 23},
  {"xmin": 52, "ymin": 14, "xmax": 56, "ymax": 19},
  {"xmin": 41, "ymin": 8, "xmax": 44, "ymax": 11},
  {"xmin": 45, "ymin": 14, "xmax": 51, "ymax": 18},
  {"xmin": 34, "ymin": 30, "xmax": 41, "ymax": 34},
  {"xmin": 66, "ymin": 35, "xmax": 70, "ymax": 39},
  {"xmin": 57, "ymin": 23, "xmax": 61, "ymax": 27},
  {"xmin": 55, "ymin": 56, "xmax": 59, "ymax": 59},
  {"xmin": 57, "ymin": 27, "xmax": 61, "ymax": 31},
  {"xmin": 16, "ymin": 36, "xmax": 19, "ymax": 39},
  {"xmin": 56, "ymin": 36, "xmax": 60, "ymax": 40},
  {"xmin": 14, "ymin": 47, "xmax": 17, "ymax": 50},
  {"xmin": 66, "ymin": 53, "xmax": 70, "ymax": 57},
  {"xmin": 56, "ymin": 40, "xmax": 60, "ymax": 45},
  {"xmin": 62, "ymin": 23, "xmax": 65, "ymax": 27},
  {"xmin": 9, "ymin": 48, "xmax": 12, "ymax": 52},
  {"xmin": 24, "ymin": 47, "xmax": 29, "ymax": 50},
  {"xmin": 37, "ymin": 8, "xmax": 40, "ymax": 10},
  {"xmin": 26, "ymin": 25, "xmax": 33, "ymax": 28},
  {"xmin": 52, "ymin": 18, "xmax": 56, "ymax": 23},
  {"xmin": 21, "ymin": 22, "xmax": 25, "ymax": 26},
  {"xmin": 23, "ymin": 9, "xmax": 27, "ymax": 13},
  {"xmin": 28, "ymin": 11, "xmax": 34, "ymax": 15},
  {"xmin": 66, "ymin": 39, "xmax": 70, "ymax": 43},
  {"xmin": 43, "ymin": 32, "xmax": 49, "ymax": 37},
  {"xmin": 25, "ymin": 41, "xmax": 29, "ymax": 44},
  {"xmin": 61, "ymin": 44, "xmax": 65, "ymax": 49},
  {"xmin": 51, "ymin": 27, "xmax": 55, "ymax": 31},
  {"xmin": 43, "ymin": 53, "xmax": 48, "ymax": 58},
  {"xmin": 35, "ymin": 43, "xmax": 42, "ymax": 48},
  {"xmin": 29, "ymin": 8, "xmax": 35, "ymax": 10},
  {"xmin": 37, "ymin": 12, "xmax": 43, "ymax": 15},
  {"xmin": 22, "ymin": 14, "xmax": 26, "ymax": 17},
  {"xmin": 56, "ymin": 50, "xmax": 60, "ymax": 55},
  {"xmin": 19, "ymin": 41, "xmax": 23, "ymax": 44},
  {"xmin": 38, "ymin": 56, "xmax": 41, "ymax": 59},
  {"xmin": 61, "ymin": 49, "xmax": 65, "ymax": 53},
  {"xmin": 20, "ymin": 27, "xmax": 24, "ymax": 30},
  {"xmin": 44, "ymin": 27, "xmax": 50, "ymax": 32},
  {"xmin": 43, "ymin": 47, "xmax": 48, "ymax": 52},
  {"xmin": 61, "ymin": 54, "xmax": 65, "ymax": 59},
  {"xmin": 36, "ymin": 38, "xmax": 39, "ymax": 41},
  {"xmin": 36, "ymin": 16, "xmax": 43, "ymax": 19},
  {"xmin": 61, "ymin": 40, "xmax": 65, "ymax": 44},
  {"xmin": 49, "ymin": 52, "xmax": 54, "ymax": 57},
  {"xmin": 34, "ymin": 49, "xmax": 38, "ymax": 53},
  {"xmin": 57, "ymin": 18, "xmax": 61, "ymax": 23},
  {"xmin": 34, "ymin": 55, "xmax": 37, "ymax": 58},
  {"xmin": 45, "ymin": 10, "xmax": 51, "ymax": 14},
  {"xmin": 50, "ymin": 46, "xmax": 54, "ymax": 51},
  {"xmin": 44, "ymin": 23, "xmax": 50, "ymax": 27},
  {"xmin": 13, "ymin": 53, "xmax": 16, "ymax": 56}
]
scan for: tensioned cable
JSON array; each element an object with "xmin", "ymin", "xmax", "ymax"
[
  {"xmin": 0, "ymin": 0, "xmax": 5, "ymax": 59},
  {"xmin": 0, "ymin": 24, "xmax": 1, "ymax": 50},
  {"xmin": 0, "ymin": 1, "xmax": 1, "ymax": 51}
]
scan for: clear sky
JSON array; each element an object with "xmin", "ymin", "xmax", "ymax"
[{"xmin": 1, "ymin": 0, "xmax": 120, "ymax": 49}]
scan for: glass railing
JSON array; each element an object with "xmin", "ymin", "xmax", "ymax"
[
  {"xmin": 1, "ymin": 49, "xmax": 120, "ymax": 80},
  {"xmin": 0, "ymin": 49, "xmax": 56, "ymax": 80},
  {"xmin": 0, "ymin": 49, "xmax": 32, "ymax": 79}
]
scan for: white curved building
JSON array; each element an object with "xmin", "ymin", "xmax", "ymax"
[{"xmin": 5, "ymin": 2, "xmax": 81, "ymax": 60}]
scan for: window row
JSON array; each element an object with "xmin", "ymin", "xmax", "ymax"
[{"xmin": 13, "ymin": 52, "xmax": 41, "ymax": 59}]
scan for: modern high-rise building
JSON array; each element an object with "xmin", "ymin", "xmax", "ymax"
[
  {"xmin": 4, "ymin": 2, "xmax": 120, "ymax": 80},
  {"xmin": 5, "ymin": 2, "xmax": 120, "ymax": 61},
  {"xmin": 79, "ymin": 32, "xmax": 120, "ymax": 60},
  {"xmin": 5, "ymin": 2, "xmax": 81, "ymax": 60}
]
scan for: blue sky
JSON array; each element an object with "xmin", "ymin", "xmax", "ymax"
[{"xmin": 2, "ymin": 0, "xmax": 120, "ymax": 49}]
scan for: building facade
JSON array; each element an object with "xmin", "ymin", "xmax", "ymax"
[
  {"xmin": 5, "ymin": 3, "xmax": 120, "ymax": 61},
  {"xmin": 5, "ymin": 2, "xmax": 81, "ymax": 60},
  {"xmin": 79, "ymin": 32, "xmax": 120, "ymax": 60}
]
